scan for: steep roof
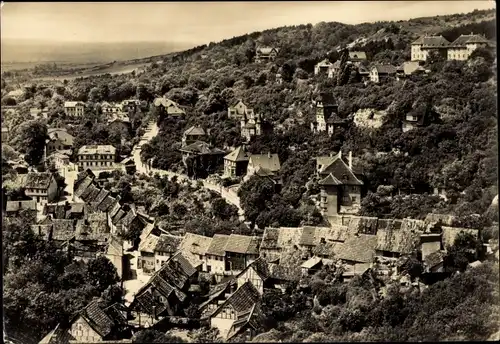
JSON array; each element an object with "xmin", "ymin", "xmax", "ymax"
[
  {"xmin": 372, "ymin": 64, "xmax": 397, "ymax": 75},
  {"xmin": 213, "ymin": 281, "xmax": 261, "ymax": 316},
  {"xmin": 179, "ymin": 141, "xmax": 225, "ymax": 155},
  {"xmin": 424, "ymin": 250, "xmax": 445, "ymax": 270},
  {"xmin": 301, "ymin": 256, "xmax": 323, "ymax": 269},
  {"xmin": 24, "ymin": 172, "xmax": 54, "ymax": 189},
  {"xmin": 51, "ymin": 219, "xmax": 75, "ymax": 241},
  {"xmin": 224, "ymin": 146, "xmax": 250, "ymax": 162},
  {"xmin": 184, "ymin": 126, "xmax": 206, "ymax": 136},
  {"xmin": 180, "ymin": 233, "xmax": 213, "ymax": 256},
  {"xmin": 155, "ymin": 234, "xmax": 183, "ymax": 254},
  {"xmin": 256, "ymin": 46, "xmax": 279, "ymax": 55},
  {"xmin": 316, "ymin": 153, "xmax": 363, "ymax": 186},
  {"xmin": 248, "ymin": 154, "xmax": 281, "ymax": 172},
  {"xmin": 224, "ymin": 234, "xmax": 260, "ymax": 254},
  {"xmin": 441, "ymin": 226, "xmax": 479, "ymax": 249},
  {"xmin": 337, "ymin": 234, "xmax": 378, "ymax": 263},
  {"xmin": 139, "ymin": 233, "xmax": 160, "ymax": 253},
  {"xmin": 206, "ymin": 234, "xmax": 230, "ymax": 256},
  {"xmin": 79, "ymin": 300, "xmax": 115, "ymax": 338}
]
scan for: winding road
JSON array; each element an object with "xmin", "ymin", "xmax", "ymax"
[{"xmin": 132, "ymin": 120, "xmax": 244, "ymax": 217}]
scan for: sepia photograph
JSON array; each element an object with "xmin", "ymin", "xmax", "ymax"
[{"xmin": 1, "ymin": 1, "xmax": 498, "ymax": 343}]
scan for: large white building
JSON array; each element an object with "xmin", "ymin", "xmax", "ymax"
[{"xmin": 77, "ymin": 145, "xmax": 116, "ymax": 170}]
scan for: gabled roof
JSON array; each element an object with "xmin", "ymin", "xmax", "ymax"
[
  {"xmin": 180, "ymin": 233, "xmax": 213, "ymax": 256},
  {"xmin": 316, "ymin": 153, "xmax": 363, "ymax": 186},
  {"xmin": 376, "ymin": 219, "xmax": 426, "ymax": 254},
  {"xmin": 106, "ymin": 236, "xmax": 124, "ymax": 256},
  {"xmin": 24, "ymin": 172, "xmax": 54, "ymax": 189},
  {"xmin": 337, "ymin": 234, "xmax": 378, "ymax": 263},
  {"xmin": 206, "ymin": 234, "xmax": 230, "ymax": 256},
  {"xmin": 212, "ymin": 281, "xmax": 261, "ymax": 317},
  {"xmin": 224, "ymin": 234, "xmax": 260, "ymax": 255},
  {"xmin": 318, "ymin": 173, "xmax": 342, "ymax": 186},
  {"xmin": 224, "ymin": 146, "xmax": 250, "ymax": 162},
  {"xmin": 248, "ymin": 154, "xmax": 280, "ymax": 172},
  {"xmin": 179, "ymin": 141, "xmax": 226, "ymax": 155},
  {"xmin": 402, "ymin": 61, "xmax": 425, "ymax": 75},
  {"xmin": 316, "ymin": 59, "xmax": 332, "ymax": 66},
  {"xmin": 256, "ymin": 46, "xmax": 279, "ymax": 55},
  {"xmin": 372, "ymin": 64, "xmax": 397, "ymax": 75},
  {"xmin": 184, "ymin": 126, "xmax": 206, "ymax": 136},
  {"xmin": 79, "ymin": 300, "xmax": 115, "ymax": 338},
  {"xmin": 243, "ymin": 257, "xmax": 273, "ymax": 281},
  {"xmin": 51, "ymin": 219, "xmax": 75, "ymax": 241},
  {"xmin": 155, "ymin": 234, "xmax": 183, "ymax": 254}
]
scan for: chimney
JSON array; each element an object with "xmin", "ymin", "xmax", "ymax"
[
  {"xmin": 338, "ymin": 151, "xmax": 342, "ymax": 160},
  {"xmin": 268, "ymin": 152, "xmax": 271, "ymax": 158},
  {"xmin": 348, "ymin": 151, "xmax": 353, "ymax": 170}
]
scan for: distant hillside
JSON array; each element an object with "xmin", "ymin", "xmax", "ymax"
[{"xmin": 0, "ymin": 40, "xmax": 195, "ymax": 64}]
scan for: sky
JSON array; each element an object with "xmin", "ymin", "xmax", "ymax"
[{"xmin": 1, "ymin": 1, "xmax": 496, "ymax": 44}]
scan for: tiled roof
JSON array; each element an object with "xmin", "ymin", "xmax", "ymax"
[
  {"xmin": 166, "ymin": 251, "xmax": 198, "ymax": 279},
  {"xmin": 256, "ymin": 46, "xmax": 278, "ymax": 55},
  {"xmin": 80, "ymin": 301, "xmax": 115, "ymax": 338},
  {"xmin": 450, "ymin": 34, "xmax": 490, "ymax": 47},
  {"xmin": 64, "ymin": 101, "xmax": 85, "ymax": 107},
  {"xmin": 225, "ymin": 234, "xmax": 260, "ymax": 254},
  {"xmin": 224, "ymin": 146, "xmax": 250, "ymax": 162},
  {"xmin": 424, "ymin": 250, "xmax": 445, "ymax": 269},
  {"xmin": 318, "ymin": 173, "xmax": 342, "ymax": 185},
  {"xmin": 106, "ymin": 236, "xmax": 124, "ymax": 256},
  {"xmin": 206, "ymin": 234, "xmax": 231, "ymax": 256},
  {"xmin": 246, "ymin": 257, "xmax": 273, "ymax": 280},
  {"xmin": 376, "ymin": 219, "xmax": 426, "ymax": 254},
  {"xmin": 213, "ymin": 281, "xmax": 261, "ymax": 316},
  {"xmin": 248, "ymin": 154, "xmax": 281, "ymax": 173},
  {"xmin": 155, "ymin": 234, "xmax": 183, "ymax": 254},
  {"xmin": 317, "ymin": 153, "xmax": 363, "ymax": 186},
  {"xmin": 412, "ymin": 35, "xmax": 450, "ymax": 46},
  {"xmin": 92, "ymin": 189, "xmax": 109, "ymax": 208},
  {"xmin": 98, "ymin": 195, "xmax": 116, "ymax": 212},
  {"xmin": 180, "ymin": 233, "xmax": 213, "ymax": 256},
  {"xmin": 75, "ymin": 169, "xmax": 95, "ymax": 187},
  {"xmin": 81, "ymin": 184, "xmax": 101, "ymax": 203},
  {"xmin": 372, "ymin": 64, "xmax": 397, "ymax": 75},
  {"xmin": 184, "ymin": 126, "xmax": 206, "ymax": 136},
  {"xmin": 179, "ymin": 141, "xmax": 225, "ymax": 155},
  {"xmin": 24, "ymin": 172, "xmax": 54, "ymax": 189},
  {"xmin": 74, "ymin": 177, "xmax": 94, "ymax": 198},
  {"xmin": 424, "ymin": 213, "xmax": 455, "ymax": 226},
  {"xmin": 51, "ymin": 219, "xmax": 75, "ymax": 241},
  {"xmin": 47, "ymin": 128, "xmax": 74, "ymax": 146},
  {"xmin": 139, "ymin": 234, "xmax": 160, "ymax": 253},
  {"xmin": 227, "ymin": 304, "xmax": 264, "ymax": 340},
  {"xmin": 299, "ymin": 226, "xmax": 316, "ymax": 246},
  {"xmin": 337, "ymin": 234, "xmax": 378, "ymax": 263}
]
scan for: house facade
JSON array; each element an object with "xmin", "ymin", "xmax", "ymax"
[
  {"xmin": 179, "ymin": 141, "xmax": 226, "ymax": 177},
  {"xmin": 245, "ymin": 153, "xmax": 281, "ymax": 181},
  {"xmin": 315, "ymin": 151, "xmax": 363, "ymax": 216},
  {"xmin": 447, "ymin": 33, "xmax": 491, "ymax": 60},
  {"xmin": 24, "ymin": 172, "xmax": 59, "ymax": 204},
  {"xmin": 2, "ymin": 126, "xmax": 10, "ymax": 143},
  {"xmin": 64, "ymin": 101, "xmax": 85, "ymax": 117},
  {"xmin": 310, "ymin": 92, "xmax": 345, "ymax": 134},
  {"xmin": 370, "ymin": 64, "xmax": 397, "ymax": 83},
  {"xmin": 411, "ymin": 35, "xmax": 450, "ymax": 61},
  {"xmin": 240, "ymin": 111, "xmax": 263, "ymax": 142},
  {"xmin": 223, "ymin": 146, "xmax": 250, "ymax": 178},
  {"xmin": 77, "ymin": 145, "xmax": 117, "ymax": 170},
  {"xmin": 314, "ymin": 59, "xmax": 333, "ymax": 76},
  {"xmin": 255, "ymin": 46, "xmax": 279, "ymax": 62},
  {"xmin": 182, "ymin": 126, "xmax": 206, "ymax": 146},
  {"xmin": 46, "ymin": 128, "xmax": 74, "ymax": 156},
  {"xmin": 228, "ymin": 100, "xmax": 253, "ymax": 120},
  {"xmin": 153, "ymin": 97, "xmax": 186, "ymax": 118}
]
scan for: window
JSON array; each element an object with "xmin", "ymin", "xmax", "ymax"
[
  {"xmin": 352, "ymin": 196, "xmax": 357, "ymax": 202},
  {"xmin": 207, "ymin": 265, "xmax": 211, "ymax": 272}
]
